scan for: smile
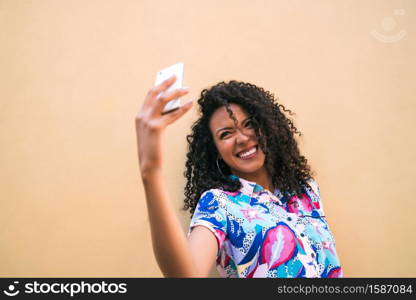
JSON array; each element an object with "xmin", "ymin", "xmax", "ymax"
[{"xmin": 236, "ymin": 145, "xmax": 258, "ymax": 159}]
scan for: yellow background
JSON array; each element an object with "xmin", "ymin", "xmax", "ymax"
[{"xmin": 1, "ymin": 0, "xmax": 415, "ymax": 277}]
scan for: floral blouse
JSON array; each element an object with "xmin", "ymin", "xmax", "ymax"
[{"xmin": 189, "ymin": 175, "xmax": 343, "ymax": 278}]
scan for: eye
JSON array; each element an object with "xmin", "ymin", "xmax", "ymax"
[
  {"xmin": 220, "ymin": 131, "xmax": 230, "ymax": 139},
  {"xmin": 244, "ymin": 120, "xmax": 253, "ymax": 128}
]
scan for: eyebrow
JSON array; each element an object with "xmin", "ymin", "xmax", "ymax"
[{"xmin": 215, "ymin": 117, "xmax": 251, "ymax": 134}]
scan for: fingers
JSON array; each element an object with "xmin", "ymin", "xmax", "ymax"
[
  {"xmin": 163, "ymin": 100, "xmax": 194, "ymax": 125},
  {"xmin": 149, "ymin": 75, "xmax": 177, "ymax": 98},
  {"xmin": 140, "ymin": 74, "xmax": 192, "ymax": 128},
  {"xmin": 155, "ymin": 87, "xmax": 190, "ymax": 114},
  {"xmin": 142, "ymin": 75, "xmax": 177, "ymax": 110}
]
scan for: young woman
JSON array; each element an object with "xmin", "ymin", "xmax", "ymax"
[{"xmin": 135, "ymin": 75, "xmax": 343, "ymax": 278}]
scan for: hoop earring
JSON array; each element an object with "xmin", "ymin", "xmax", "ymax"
[{"xmin": 216, "ymin": 158, "xmax": 225, "ymax": 177}]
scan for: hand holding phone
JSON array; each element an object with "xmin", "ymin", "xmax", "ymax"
[
  {"xmin": 136, "ymin": 63, "xmax": 192, "ymax": 174},
  {"xmin": 155, "ymin": 62, "xmax": 184, "ymax": 114}
]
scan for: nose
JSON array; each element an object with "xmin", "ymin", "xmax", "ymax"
[{"xmin": 235, "ymin": 128, "xmax": 250, "ymax": 144}]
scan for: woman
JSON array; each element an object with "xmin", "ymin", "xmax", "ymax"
[{"xmin": 135, "ymin": 75, "xmax": 343, "ymax": 278}]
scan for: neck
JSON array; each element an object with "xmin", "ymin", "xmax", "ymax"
[{"xmin": 233, "ymin": 167, "xmax": 274, "ymax": 192}]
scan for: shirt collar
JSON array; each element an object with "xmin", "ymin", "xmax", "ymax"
[{"xmin": 228, "ymin": 174, "xmax": 284, "ymax": 204}]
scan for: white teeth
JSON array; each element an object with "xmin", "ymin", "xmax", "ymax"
[{"xmin": 238, "ymin": 146, "xmax": 257, "ymax": 158}]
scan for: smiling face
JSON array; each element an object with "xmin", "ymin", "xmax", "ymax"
[{"xmin": 209, "ymin": 103, "xmax": 268, "ymax": 180}]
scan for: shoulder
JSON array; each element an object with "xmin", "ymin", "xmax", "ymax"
[
  {"xmin": 200, "ymin": 188, "xmax": 229, "ymax": 200},
  {"xmin": 305, "ymin": 178, "xmax": 321, "ymax": 197},
  {"xmin": 191, "ymin": 189, "xmax": 229, "ymax": 231},
  {"xmin": 197, "ymin": 188, "xmax": 230, "ymax": 210},
  {"xmin": 304, "ymin": 178, "xmax": 327, "ymax": 214}
]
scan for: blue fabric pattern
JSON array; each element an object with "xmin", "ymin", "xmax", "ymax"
[{"xmin": 189, "ymin": 175, "xmax": 343, "ymax": 278}]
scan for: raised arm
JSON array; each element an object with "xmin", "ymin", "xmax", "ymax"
[{"xmin": 135, "ymin": 76, "xmax": 217, "ymax": 277}]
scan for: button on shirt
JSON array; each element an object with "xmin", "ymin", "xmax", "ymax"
[{"xmin": 189, "ymin": 175, "xmax": 343, "ymax": 278}]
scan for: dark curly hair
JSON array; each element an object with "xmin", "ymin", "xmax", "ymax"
[{"xmin": 183, "ymin": 80, "xmax": 314, "ymax": 216}]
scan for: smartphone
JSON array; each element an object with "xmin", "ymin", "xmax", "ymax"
[{"xmin": 155, "ymin": 62, "xmax": 184, "ymax": 114}]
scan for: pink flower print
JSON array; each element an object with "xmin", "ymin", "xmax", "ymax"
[
  {"xmin": 287, "ymin": 194, "xmax": 313, "ymax": 214},
  {"xmin": 328, "ymin": 267, "xmax": 343, "ymax": 278},
  {"xmin": 287, "ymin": 197, "xmax": 300, "ymax": 214},
  {"xmin": 261, "ymin": 223, "xmax": 297, "ymax": 269},
  {"xmin": 224, "ymin": 190, "xmax": 240, "ymax": 197},
  {"xmin": 312, "ymin": 200, "xmax": 320, "ymax": 209},
  {"xmin": 298, "ymin": 194, "xmax": 314, "ymax": 212},
  {"xmin": 240, "ymin": 208, "xmax": 263, "ymax": 223}
]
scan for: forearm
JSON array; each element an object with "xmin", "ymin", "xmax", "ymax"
[
  {"xmin": 135, "ymin": 75, "xmax": 194, "ymax": 276},
  {"xmin": 141, "ymin": 170, "xmax": 196, "ymax": 277}
]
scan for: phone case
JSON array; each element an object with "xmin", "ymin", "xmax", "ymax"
[{"xmin": 155, "ymin": 62, "xmax": 184, "ymax": 114}]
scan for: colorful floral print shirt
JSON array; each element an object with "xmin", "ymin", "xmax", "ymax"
[{"xmin": 189, "ymin": 175, "xmax": 343, "ymax": 278}]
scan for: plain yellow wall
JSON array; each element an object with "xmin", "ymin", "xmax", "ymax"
[{"xmin": 1, "ymin": 0, "xmax": 415, "ymax": 277}]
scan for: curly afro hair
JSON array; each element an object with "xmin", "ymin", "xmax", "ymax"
[{"xmin": 183, "ymin": 80, "xmax": 314, "ymax": 216}]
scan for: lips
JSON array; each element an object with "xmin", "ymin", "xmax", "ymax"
[{"xmin": 236, "ymin": 145, "xmax": 258, "ymax": 159}]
